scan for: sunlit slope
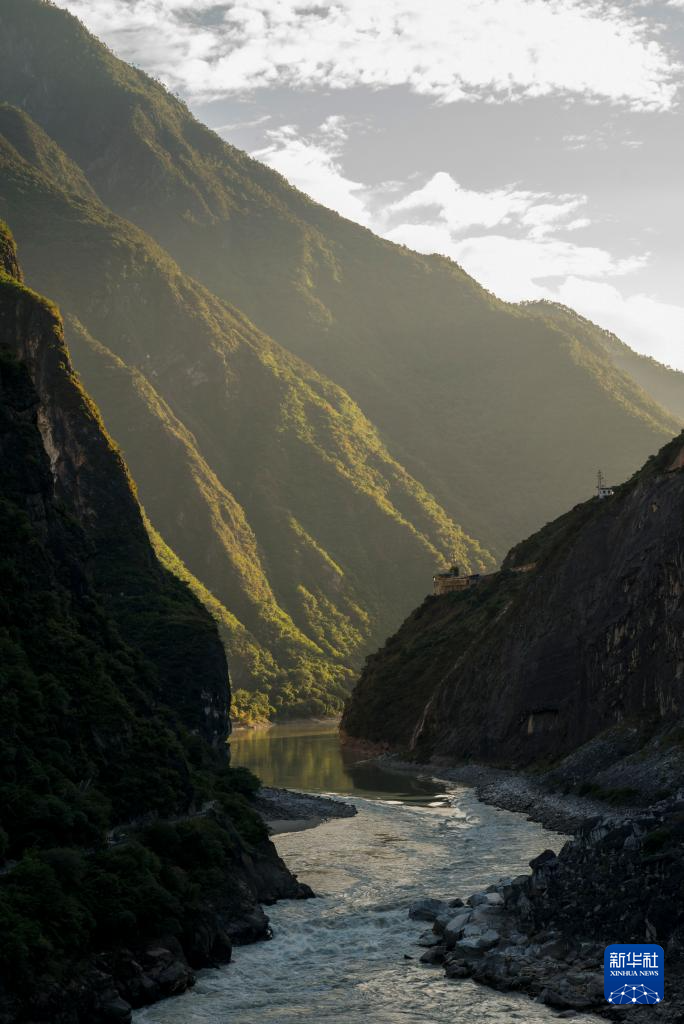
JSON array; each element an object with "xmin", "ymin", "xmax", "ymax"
[
  {"xmin": 522, "ymin": 300, "xmax": 684, "ymax": 423},
  {"xmin": 0, "ymin": 0, "xmax": 678, "ymax": 556},
  {"xmin": 0, "ymin": 105, "xmax": 488, "ymax": 717}
]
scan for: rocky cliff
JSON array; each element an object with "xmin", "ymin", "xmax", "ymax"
[
  {"xmin": 343, "ymin": 431, "xmax": 684, "ymax": 796},
  {"xmin": 407, "ymin": 794, "xmax": 684, "ymax": 1020},
  {"xmin": 1, "ymin": 0, "xmax": 682, "ymax": 723},
  {"xmin": 0, "ymin": 221, "xmax": 308, "ymax": 1024}
]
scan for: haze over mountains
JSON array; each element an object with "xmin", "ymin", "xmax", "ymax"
[{"xmin": 0, "ymin": 0, "xmax": 681, "ymax": 719}]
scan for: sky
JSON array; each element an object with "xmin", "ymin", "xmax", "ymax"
[{"xmin": 57, "ymin": 0, "xmax": 684, "ymax": 371}]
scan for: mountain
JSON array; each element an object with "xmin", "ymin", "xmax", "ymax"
[
  {"xmin": 0, "ymin": 0, "xmax": 681, "ymax": 719},
  {"xmin": 0, "ymin": 100, "xmax": 487, "ymax": 721},
  {"xmin": 0, "ymin": 220, "xmax": 308, "ymax": 1023},
  {"xmin": 1, "ymin": 0, "xmax": 680, "ymax": 555},
  {"xmin": 522, "ymin": 300, "xmax": 684, "ymax": 423},
  {"xmin": 342, "ymin": 430, "xmax": 684, "ymax": 800}
]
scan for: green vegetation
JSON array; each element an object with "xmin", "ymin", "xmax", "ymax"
[
  {"xmin": 523, "ymin": 301, "xmax": 684, "ymax": 422},
  {"xmin": 0, "ymin": 99, "xmax": 488, "ymax": 721},
  {"xmin": 0, "ymin": 228, "xmax": 276, "ymax": 1001},
  {"xmin": 0, "ymin": 0, "xmax": 681, "ymax": 720},
  {"xmin": 343, "ymin": 428, "xmax": 684, "ymax": 769},
  {"xmin": 341, "ymin": 576, "xmax": 527, "ymax": 749}
]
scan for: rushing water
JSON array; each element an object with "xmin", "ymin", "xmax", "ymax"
[{"xmin": 136, "ymin": 722, "xmax": 597, "ymax": 1024}]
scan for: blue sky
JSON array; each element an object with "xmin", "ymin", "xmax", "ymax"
[{"xmin": 58, "ymin": 0, "xmax": 684, "ymax": 370}]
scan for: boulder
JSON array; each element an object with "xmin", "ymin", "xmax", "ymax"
[
  {"xmin": 467, "ymin": 892, "xmax": 489, "ymax": 907},
  {"xmin": 408, "ymin": 898, "xmax": 447, "ymax": 922},
  {"xmin": 100, "ymin": 997, "xmax": 132, "ymax": 1022},
  {"xmin": 444, "ymin": 958, "xmax": 471, "ymax": 979},
  {"xmin": 471, "ymin": 905, "xmax": 501, "ymax": 925},
  {"xmin": 443, "ymin": 911, "xmax": 473, "ymax": 946},
  {"xmin": 530, "ymin": 849, "xmax": 558, "ymax": 871},
  {"xmin": 420, "ymin": 946, "xmax": 446, "ymax": 965},
  {"xmin": 455, "ymin": 929, "xmax": 501, "ymax": 953},
  {"xmin": 433, "ymin": 906, "xmax": 471, "ymax": 936}
]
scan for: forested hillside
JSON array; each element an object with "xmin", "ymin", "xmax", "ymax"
[
  {"xmin": 0, "ymin": 101, "xmax": 485, "ymax": 720},
  {"xmin": 0, "ymin": 0, "xmax": 680, "ymax": 719},
  {"xmin": 0, "ymin": 220, "xmax": 307, "ymax": 1022}
]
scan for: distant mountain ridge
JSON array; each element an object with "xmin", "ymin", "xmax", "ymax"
[
  {"xmin": 0, "ymin": 0, "xmax": 681, "ymax": 718},
  {"xmin": 521, "ymin": 300, "xmax": 684, "ymax": 423}
]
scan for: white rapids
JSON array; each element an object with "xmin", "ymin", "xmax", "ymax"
[{"xmin": 136, "ymin": 779, "xmax": 599, "ymax": 1024}]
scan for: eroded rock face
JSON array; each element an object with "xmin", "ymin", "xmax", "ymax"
[
  {"xmin": 425, "ymin": 447, "xmax": 684, "ymax": 766},
  {"xmin": 412, "ymin": 795, "xmax": 684, "ymax": 1021},
  {"xmin": 0, "ymin": 221, "xmax": 229, "ymax": 746},
  {"xmin": 345, "ymin": 430, "xmax": 684, "ymax": 777}
]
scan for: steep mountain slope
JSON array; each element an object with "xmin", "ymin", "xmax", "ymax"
[
  {"xmin": 0, "ymin": 221, "xmax": 307, "ymax": 1023},
  {"xmin": 343, "ymin": 431, "xmax": 684, "ymax": 783},
  {"xmin": 0, "ymin": 103, "xmax": 487, "ymax": 719},
  {"xmin": 0, "ymin": 0, "xmax": 679, "ymax": 558},
  {"xmin": 523, "ymin": 300, "xmax": 684, "ymax": 423}
]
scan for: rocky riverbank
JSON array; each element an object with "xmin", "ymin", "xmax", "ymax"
[
  {"xmin": 44, "ymin": 790, "xmax": 356, "ymax": 1022},
  {"xmin": 254, "ymin": 787, "xmax": 357, "ymax": 833},
  {"xmin": 436, "ymin": 763, "xmax": 630, "ymax": 834},
  {"xmin": 409, "ymin": 794, "xmax": 684, "ymax": 1020},
  {"xmin": 366, "ymin": 753, "xmax": 631, "ymax": 833}
]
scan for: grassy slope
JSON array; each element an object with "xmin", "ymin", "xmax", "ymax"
[
  {"xmin": 0, "ymin": 106, "xmax": 489, "ymax": 718},
  {"xmin": 0, "ymin": 0, "xmax": 678, "ymax": 559}
]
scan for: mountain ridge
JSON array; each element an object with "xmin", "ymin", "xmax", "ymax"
[
  {"xmin": 0, "ymin": 0, "xmax": 681, "ymax": 719},
  {"xmin": 0, "ymin": 98, "xmax": 486, "ymax": 718}
]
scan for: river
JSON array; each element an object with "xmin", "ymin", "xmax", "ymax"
[{"xmin": 136, "ymin": 722, "xmax": 597, "ymax": 1024}]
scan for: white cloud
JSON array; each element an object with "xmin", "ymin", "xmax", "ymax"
[
  {"xmin": 253, "ymin": 118, "xmax": 374, "ymax": 224},
  {"xmin": 387, "ymin": 172, "xmax": 588, "ymax": 239},
  {"xmin": 212, "ymin": 114, "xmax": 272, "ymax": 133},
  {"xmin": 53, "ymin": 2, "xmax": 684, "ymax": 373},
  {"xmin": 384, "ymin": 228, "xmax": 645, "ymax": 296},
  {"xmin": 57, "ymin": 0, "xmax": 680, "ymax": 109},
  {"xmin": 554, "ymin": 278, "xmax": 684, "ymax": 371},
  {"xmin": 235, "ymin": 122, "xmax": 683, "ymax": 371},
  {"xmin": 383, "ymin": 227, "xmax": 683, "ymax": 370}
]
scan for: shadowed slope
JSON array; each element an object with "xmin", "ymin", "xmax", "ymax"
[{"xmin": 0, "ymin": 0, "xmax": 678, "ymax": 558}]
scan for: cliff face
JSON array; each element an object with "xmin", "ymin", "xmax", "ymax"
[
  {"xmin": 0, "ymin": 222, "xmax": 307, "ymax": 1024},
  {"xmin": 343, "ymin": 432, "xmax": 684, "ymax": 783},
  {"xmin": 0, "ymin": 1, "xmax": 682, "ymax": 728},
  {"xmin": 0, "ymin": 231, "xmax": 229, "ymax": 745}
]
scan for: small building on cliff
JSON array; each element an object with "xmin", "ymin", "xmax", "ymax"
[
  {"xmin": 596, "ymin": 469, "xmax": 614, "ymax": 499},
  {"xmin": 433, "ymin": 565, "xmax": 481, "ymax": 596}
]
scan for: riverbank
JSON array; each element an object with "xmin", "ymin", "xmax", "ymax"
[
  {"xmin": 254, "ymin": 786, "xmax": 357, "ymax": 834},
  {"xmin": 360, "ymin": 753, "xmax": 636, "ymax": 834},
  {"xmin": 377, "ymin": 754, "xmax": 684, "ymax": 1020},
  {"xmin": 408, "ymin": 790, "xmax": 684, "ymax": 1021},
  {"xmin": 339, "ymin": 751, "xmax": 682, "ymax": 1017},
  {"xmin": 432, "ymin": 763, "xmax": 629, "ymax": 833}
]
